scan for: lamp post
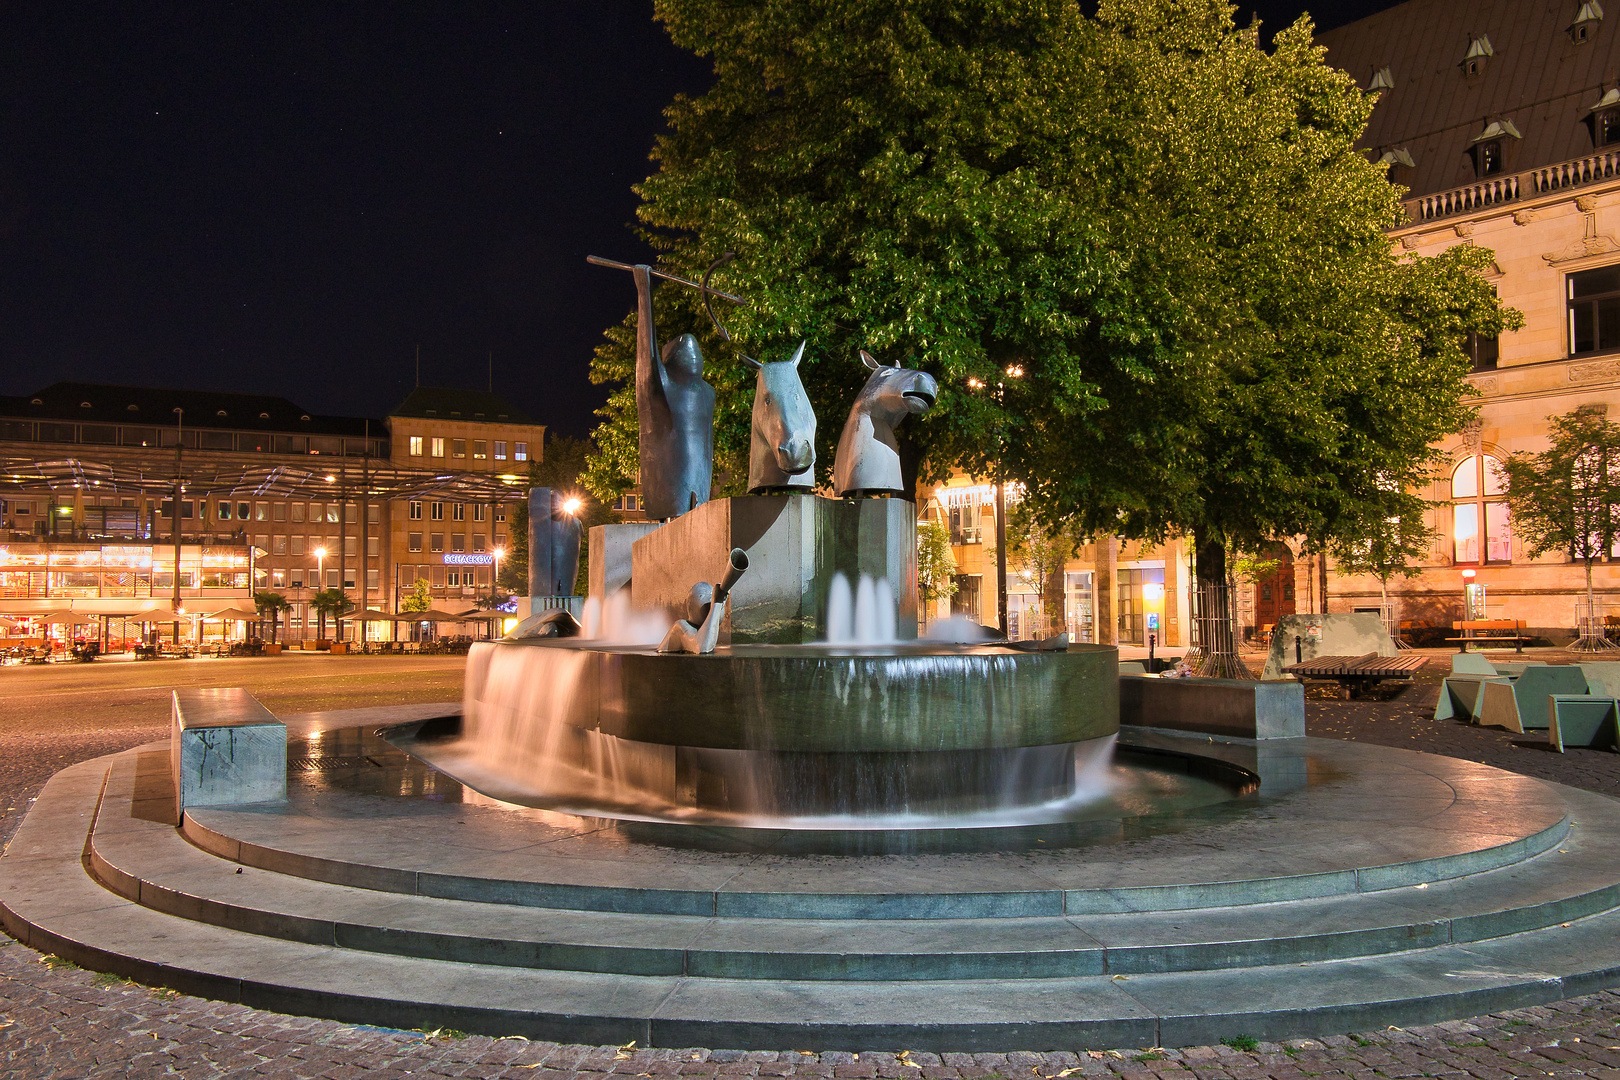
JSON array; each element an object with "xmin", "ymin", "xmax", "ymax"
[{"xmin": 966, "ymin": 368, "xmax": 1022, "ymax": 638}]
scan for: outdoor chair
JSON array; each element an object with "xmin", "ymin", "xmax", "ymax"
[{"xmin": 1476, "ymin": 665, "xmax": 1591, "ymax": 733}]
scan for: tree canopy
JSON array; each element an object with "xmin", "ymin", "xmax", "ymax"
[
  {"xmin": 585, "ymin": 0, "xmax": 1515, "ymax": 589},
  {"xmin": 1503, "ymin": 407, "xmax": 1620, "ymax": 610}
]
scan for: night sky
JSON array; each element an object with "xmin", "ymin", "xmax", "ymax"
[{"xmin": 0, "ymin": 1, "xmax": 1403, "ymax": 437}]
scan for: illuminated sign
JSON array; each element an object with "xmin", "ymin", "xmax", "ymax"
[{"xmin": 443, "ymin": 553, "xmax": 493, "ymax": 566}]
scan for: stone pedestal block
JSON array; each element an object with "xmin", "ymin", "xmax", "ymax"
[
  {"xmin": 1261, "ymin": 613, "xmax": 1395, "ymax": 680},
  {"xmin": 588, "ymin": 522, "xmax": 661, "ymax": 599},
  {"xmin": 170, "ymin": 687, "xmax": 286, "ymax": 810},
  {"xmin": 630, "ymin": 494, "xmax": 917, "ymax": 644},
  {"xmin": 1120, "ymin": 675, "xmax": 1305, "ymax": 739}
]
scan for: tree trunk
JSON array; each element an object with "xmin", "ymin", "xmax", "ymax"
[
  {"xmin": 1044, "ymin": 556, "xmax": 1067, "ymax": 637},
  {"xmin": 1194, "ymin": 530, "xmax": 1252, "ymax": 679}
]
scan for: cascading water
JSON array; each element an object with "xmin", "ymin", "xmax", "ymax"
[{"xmin": 825, "ymin": 572, "xmax": 899, "ymax": 645}]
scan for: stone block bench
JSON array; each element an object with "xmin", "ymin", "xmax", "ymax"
[
  {"xmin": 170, "ymin": 687, "xmax": 286, "ymax": 812},
  {"xmin": 1120, "ymin": 674, "xmax": 1304, "ymax": 739}
]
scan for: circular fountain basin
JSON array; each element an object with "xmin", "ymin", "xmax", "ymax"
[{"xmin": 394, "ymin": 638, "xmax": 1123, "ymax": 828}]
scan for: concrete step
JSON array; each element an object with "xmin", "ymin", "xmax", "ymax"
[
  {"xmin": 7, "ymin": 757, "xmax": 1620, "ymax": 1051},
  {"xmin": 87, "ymin": 768, "xmax": 1620, "ymax": 980},
  {"xmin": 178, "ymin": 732, "xmax": 1578, "ymax": 921}
]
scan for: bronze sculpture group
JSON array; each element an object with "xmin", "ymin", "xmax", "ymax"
[{"xmin": 590, "ymin": 255, "xmax": 937, "ymax": 653}]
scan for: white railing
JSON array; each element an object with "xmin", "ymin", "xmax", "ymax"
[
  {"xmin": 1411, "ymin": 175, "xmax": 1519, "ymax": 222},
  {"xmin": 1408, "ymin": 148, "xmax": 1620, "ymax": 223},
  {"xmin": 1527, "ymin": 149, "xmax": 1620, "ymax": 195}
]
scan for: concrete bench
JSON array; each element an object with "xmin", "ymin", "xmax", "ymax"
[
  {"xmin": 1120, "ymin": 675, "xmax": 1304, "ymax": 739},
  {"xmin": 1476, "ymin": 665, "xmax": 1591, "ymax": 733},
  {"xmin": 1547, "ymin": 694, "xmax": 1620, "ymax": 753},
  {"xmin": 170, "ymin": 687, "xmax": 286, "ymax": 812}
]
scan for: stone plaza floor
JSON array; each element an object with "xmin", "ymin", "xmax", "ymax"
[{"xmin": 4, "ymin": 648, "xmax": 1620, "ymax": 1078}]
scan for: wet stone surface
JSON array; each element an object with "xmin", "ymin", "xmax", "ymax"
[{"xmin": 3, "ymin": 648, "xmax": 1620, "ymax": 1075}]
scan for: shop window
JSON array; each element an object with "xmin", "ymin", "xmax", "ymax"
[
  {"xmin": 951, "ymin": 574, "xmax": 982, "ymax": 621},
  {"xmin": 1452, "ymin": 454, "xmax": 1512, "ymax": 563},
  {"xmin": 1569, "ymin": 265, "xmax": 1620, "ymax": 356}
]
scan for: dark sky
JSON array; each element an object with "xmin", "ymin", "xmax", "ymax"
[{"xmin": 0, "ymin": 0, "xmax": 1404, "ymax": 437}]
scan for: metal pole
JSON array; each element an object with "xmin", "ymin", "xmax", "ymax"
[
  {"xmin": 172, "ymin": 407, "xmax": 184, "ymax": 644},
  {"xmin": 994, "ymin": 478, "xmax": 1008, "ymax": 637}
]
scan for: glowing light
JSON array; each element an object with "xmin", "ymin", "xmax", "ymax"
[
  {"xmin": 1006, "ymin": 365, "xmax": 1025, "ymax": 378},
  {"xmin": 966, "ymin": 378, "xmax": 984, "ymax": 389},
  {"xmin": 562, "ymin": 498, "xmax": 582, "ymax": 516},
  {"xmin": 325, "ymin": 474, "xmax": 336, "ymax": 482},
  {"xmin": 1143, "ymin": 582, "xmax": 1165, "ymax": 603},
  {"xmin": 493, "ymin": 547, "xmax": 506, "ymax": 560},
  {"xmin": 1462, "ymin": 568, "xmax": 1476, "ymax": 580},
  {"xmin": 314, "ymin": 547, "xmax": 327, "ymax": 559}
]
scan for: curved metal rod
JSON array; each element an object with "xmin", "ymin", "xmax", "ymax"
[
  {"xmin": 586, "ymin": 255, "xmax": 744, "ymax": 305},
  {"xmin": 703, "ymin": 252, "xmax": 739, "ymax": 342}
]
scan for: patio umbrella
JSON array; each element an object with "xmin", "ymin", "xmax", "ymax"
[
  {"xmin": 202, "ymin": 606, "xmax": 260, "ymax": 621},
  {"xmin": 36, "ymin": 611, "xmax": 99, "ymax": 626},
  {"xmin": 414, "ymin": 609, "xmax": 472, "ymax": 622}
]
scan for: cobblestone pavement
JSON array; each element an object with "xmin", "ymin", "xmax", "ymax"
[
  {"xmin": 5, "ymin": 650, "xmax": 1620, "ymax": 1076},
  {"xmin": 7, "ymin": 942, "xmax": 1620, "ymax": 1079}
]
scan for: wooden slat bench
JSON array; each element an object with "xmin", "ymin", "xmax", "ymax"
[
  {"xmin": 1283, "ymin": 652, "xmax": 1429, "ymax": 697},
  {"xmin": 1446, "ymin": 619, "xmax": 1530, "ymax": 654}
]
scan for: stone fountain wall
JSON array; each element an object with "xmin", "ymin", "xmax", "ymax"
[{"xmin": 627, "ymin": 493, "xmax": 917, "ymax": 644}]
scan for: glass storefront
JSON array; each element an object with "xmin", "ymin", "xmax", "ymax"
[{"xmin": 1116, "ymin": 565, "xmax": 1166, "ymax": 645}]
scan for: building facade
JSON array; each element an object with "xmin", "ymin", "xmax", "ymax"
[
  {"xmin": 1314, "ymin": 0, "xmax": 1620, "ymax": 635},
  {"xmin": 0, "ymin": 382, "xmax": 543, "ymax": 641}
]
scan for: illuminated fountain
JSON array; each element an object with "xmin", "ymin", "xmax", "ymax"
[{"xmin": 377, "ymin": 260, "xmax": 1151, "ymax": 830}]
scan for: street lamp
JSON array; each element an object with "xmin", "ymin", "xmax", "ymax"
[{"xmin": 562, "ymin": 497, "xmax": 582, "ymax": 516}]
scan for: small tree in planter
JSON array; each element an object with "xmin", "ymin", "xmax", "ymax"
[
  {"xmin": 310, "ymin": 588, "xmax": 353, "ymax": 643},
  {"xmin": 916, "ymin": 518, "xmax": 957, "ymax": 630},
  {"xmin": 1329, "ymin": 507, "xmax": 1434, "ymax": 644},
  {"xmin": 1503, "ymin": 406, "xmax": 1620, "ymax": 651},
  {"xmin": 400, "ymin": 578, "xmax": 433, "ymax": 642},
  {"xmin": 252, "ymin": 590, "xmax": 290, "ymax": 644}
]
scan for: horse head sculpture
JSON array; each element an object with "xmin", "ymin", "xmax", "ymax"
[
  {"xmin": 833, "ymin": 350, "xmax": 938, "ymax": 497},
  {"xmin": 745, "ymin": 342, "xmax": 817, "ymax": 492}
]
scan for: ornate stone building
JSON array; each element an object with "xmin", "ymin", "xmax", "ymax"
[{"xmin": 1316, "ymin": 0, "xmax": 1620, "ymax": 636}]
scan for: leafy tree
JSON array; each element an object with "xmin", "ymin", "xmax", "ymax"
[
  {"xmin": 1502, "ymin": 407, "xmax": 1620, "ymax": 635},
  {"xmin": 310, "ymin": 588, "xmax": 353, "ymax": 641},
  {"xmin": 588, "ymin": 0, "xmax": 1515, "ymax": 675},
  {"xmin": 400, "ymin": 579, "xmax": 433, "ymax": 613},
  {"xmin": 1328, "ymin": 509, "xmax": 1434, "ymax": 626},
  {"xmin": 916, "ymin": 517, "xmax": 958, "ymax": 624},
  {"xmin": 252, "ymin": 590, "xmax": 290, "ymax": 644},
  {"xmin": 998, "ymin": 501, "xmax": 1086, "ymax": 636}
]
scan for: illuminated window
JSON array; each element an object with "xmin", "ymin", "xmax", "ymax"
[
  {"xmin": 1452, "ymin": 454, "xmax": 1512, "ymax": 563},
  {"xmin": 473, "ymin": 441, "xmax": 486, "ymax": 460},
  {"xmin": 514, "ymin": 441, "xmax": 528, "ymax": 461},
  {"xmin": 409, "ymin": 436, "xmax": 424, "ymax": 456},
  {"xmin": 1569, "ymin": 265, "xmax": 1620, "ymax": 356},
  {"xmin": 218, "ymin": 502, "xmax": 232, "ymax": 520},
  {"xmin": 431, "ymin": 437, "xmax": 445, "ymax": 457},
  {"xmin": 494, "ymin": 441, "xmax": 507, "ymax": 460}
]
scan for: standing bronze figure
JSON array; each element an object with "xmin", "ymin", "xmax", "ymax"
[{"xmin": 589, "ymin": 256, "xmax": 719, "ymax": 520}]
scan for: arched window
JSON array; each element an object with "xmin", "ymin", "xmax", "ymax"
[{"xmin": 1452, "ymin": 454, "xmax": 1512, "ymax": 563}]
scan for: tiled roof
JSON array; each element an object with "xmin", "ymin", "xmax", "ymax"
[
  {"xmin": 388, "ymin": 387, "xmax": 534, "ymax": 425},
  {"xmin": 1318, "ymin": 0, "xmax": 1620, "ymax": 198},
  {"xmin": 0, "ymin": 382, "xmax": 376, "ymax": 435}
]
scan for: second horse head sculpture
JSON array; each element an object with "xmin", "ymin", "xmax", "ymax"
[
  {"xmin": 833, "ymin": 351, "xmax": 938, "ymax": 497},
  {"xmin": 745, "ymin": 342, "xmax": 818, "ymax": 492}
]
